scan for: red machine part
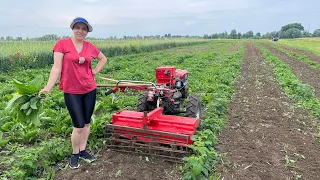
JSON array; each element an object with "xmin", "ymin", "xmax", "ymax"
[
  {"xmin": 110, "ymin": 107, "xmax": 200, "ymax": 146},
  {"xmin": 176, "ymin": 69, "xmax": 188, "ymax": 81},
  {"xmin": 156, "ymin": 66, "xmax": 177, "ymax": 85}
]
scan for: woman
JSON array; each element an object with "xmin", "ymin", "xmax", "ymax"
[{"xmin": 39, "ymin": 17, "xmax": 107, "ymax": 169}]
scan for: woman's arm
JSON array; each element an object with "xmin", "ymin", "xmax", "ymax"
[
  {"xmin": 39, "ymin": 52, "xmax": 63, "ymax": 94},
  {"xmin": 92, "ymin": 52, "xmax": 107, "ymax": 75}
]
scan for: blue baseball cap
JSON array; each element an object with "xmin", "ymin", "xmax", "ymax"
[{"xmin": 70, "ymin": 17, "xmax": 93, "ymax": 32}]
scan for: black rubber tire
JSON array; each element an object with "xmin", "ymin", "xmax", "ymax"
[
  {"xmin": 185, "ymin": 95, "xmax": 201, "ymax": 118},
  {"xmin": 137, "ymin": 92, "xmax": 148, "ymax": 112}
]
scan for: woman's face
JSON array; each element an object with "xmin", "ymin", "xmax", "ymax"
[{"xmin": 72, "ymin": 22, "xmax": 88, "ymax": 41}]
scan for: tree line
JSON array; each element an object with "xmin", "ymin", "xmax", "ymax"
[
  {"xmin": 0, "ymin": 34, "xmax": 200, "ymax": 41},
  {"xmin": 205, "ymin": 23, "xmax": 320, "ymax": 39},
  {"xmin": 1, "ymin": 23, "xmax": 320, "ymax": 41}
]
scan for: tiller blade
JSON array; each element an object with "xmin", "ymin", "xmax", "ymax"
[{"xmin": 105, "ymin": 108, "xmax": 200, "ymax": 161}]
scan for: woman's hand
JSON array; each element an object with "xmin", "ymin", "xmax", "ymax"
[
  {"xmin": 38, "ymin": 87, "xmax": 51, "ymax": 97},
  {"xmin": 92, "ymin": 69, "xmax": 98, "ymax": 75},
  {"xmin": 79, "ymin": 57, "xmax": 85, "ymax": 64}
]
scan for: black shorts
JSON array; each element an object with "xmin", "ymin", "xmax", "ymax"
[{"xmin": 64, "ymin": 89, "xmax": 96, "ymax": 128}]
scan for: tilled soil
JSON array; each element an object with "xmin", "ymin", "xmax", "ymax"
[
  {"xmin": 215, "ymin": 43, "xmax": 320, "ymax": 180},
  {"xmin": 262, "ymin": 43, "xmax": 320, "ymax": 97},
  {"xmin": 54, "ymin": 149, "xmax": 182, "ymax": 180},
  {"xmin": 278, "ymin": 45, "xmax": 320, "ymax": 64}
]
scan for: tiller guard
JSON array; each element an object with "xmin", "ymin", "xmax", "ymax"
[{"xmin": 105, "ymin": 107, "xmax": 200, "ymax": 161}]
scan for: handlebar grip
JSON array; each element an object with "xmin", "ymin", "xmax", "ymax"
[{"xmin": 105, "ymin": 89, "xmax": 114, "ymax": 96}]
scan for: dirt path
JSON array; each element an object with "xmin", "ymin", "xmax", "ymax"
[
  {"xmin": 279, "ymin": 45, "xmax": 320, "ymax": 64},
  {"xmin": 215, "ymin": 43, "xmax": 320, "ymax": 180},
  {"xmin": 262, "ymin": 43, "xmax": 320, "ymax": 97},
  {"xmin": 54, "ymin": 149, "xmax": 182, "ymax": 180}
]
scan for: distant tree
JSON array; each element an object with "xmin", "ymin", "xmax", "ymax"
[
  {"xmin": 264, "ymin": 31, "xmax": 280, "ymax": 39},
  {"xmin": 301, "ymin": 30, "xmax": 312, "ymax": 37},
  {"xmin": 229, "ymin": 29, "xmax": 237, "ymax": 39},
  {"xmin": 281, "ymin": 23, "xmax": 304, "ymax": 32},
  {"xmin": 313, "ymin": 29, "xmax": 320, "ymax": 37},
  {"xmin": 244, "ymin": 31, "xmax": 254, "ymax": 38},
  {"xmin": 6, "ymin": 36, "xmax": 13, "ymax": 41},
  {"xmin": 36, "ymin": 34, "xmax": 60, "ymax": 41},
  {"xmin": 237, "ymin": 32, "xmax": 242, "ymax": 39},
  {"xmin": 220, "ymin": 31, "xmax": 228, "ymax": 39},
  {"xmin": 256, "ymin": 32, "xmax": 261, "ymax": 37},
  {"xmin": 210, "ymin": 33, "xmax": 218, "ymax": 39},
  {"xmin": 0, "ymin": 37, "xmax": 4, "ymax": 40},
  {"xmin": 282, "ymin": 28, "xmax": 302, "ymax": 38}
]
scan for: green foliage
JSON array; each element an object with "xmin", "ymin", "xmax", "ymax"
[
  {"xmin": 313, "ymin": 29, "xmax": 320, "ymax": 37},
  {"xmin": 281, "ymin": 23, "xmax": 304, "ymax": 32},
  {"xmin": 0, "ymin": 130, "xmax": 10, "ymax": 147},
  {"xmin": 257, "ymin": 44, "xmax": 320, "ymax": 121},
  {"xmin": 5, "ymin": 75, "xmax": 44, "ymax": 127},
  {"xmin": 229, "ymin": 29, "xmax": 238, "ymax": 39},
  {"xmin": 0, "ymin": 40, "xmax": 207, "ymax": 73},
  {"xmin": 280, "ymin": 28, "xmax": 302, "ymax": 38},
  {"xmin": 267, "ymin": 43, "xmax": 320, "ymax": 70},
  {"xmin": 181, "ymin": 46, "xmax": 244, "ymax": 179},
  {"xmin": 0, "ymin": 40, "xmax": 244, "ymax": 179},
  {"xmin": 1, "ymin": 138, "xmax": 70, "ymax": 179}
]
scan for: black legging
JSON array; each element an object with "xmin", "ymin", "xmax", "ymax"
[{"xmin": 64, "ymin": 89, "xmax": 96, "ymax": 128}]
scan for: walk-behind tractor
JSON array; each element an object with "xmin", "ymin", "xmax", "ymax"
[{"xmin": 97, "ymin": 66, "xmax": 201, "ymax": 161}]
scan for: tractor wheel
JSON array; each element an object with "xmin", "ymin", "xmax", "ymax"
[
  {"xmin": 185, "ymin": 95, "xmax": 201, "ymax": 118},
  {"xmin": 137, "ymin": 92, "xmax": 148, "ymax": 112}
]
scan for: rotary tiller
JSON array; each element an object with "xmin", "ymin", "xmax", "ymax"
[{"xmin": 97, "ymin": 66, "xmax": 201, "ymax": 160}]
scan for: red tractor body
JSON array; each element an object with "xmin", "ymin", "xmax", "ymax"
[{"xmin": 98, "ymin": 66, "xmax": 200, "ymax": 159}]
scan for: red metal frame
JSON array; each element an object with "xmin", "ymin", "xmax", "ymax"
[
  {"xmin": 111, "ymin": 107, "xmax": 200, "ymax": 146},
  {"xmin": 105, "ymin": 66, "xmax": 195, "ymax": 147}
]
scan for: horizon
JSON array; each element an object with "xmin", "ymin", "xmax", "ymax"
[{"xmin": 1, "ymin": 0, "xmax": 319, "ymax": 38}]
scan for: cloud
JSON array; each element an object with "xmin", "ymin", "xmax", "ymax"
[
  {"xmin": 0, "ymin": 0, "xmax": 319, "ymax": 37},
  {"xmin": 0, "ymin": 0, "xmax": 259, "ymax": 28}
]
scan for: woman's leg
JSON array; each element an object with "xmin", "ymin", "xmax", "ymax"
[
  {"xmin": 80, "ymin": 89, "xmax": 96, "ymax": 151},
  {"xmin": 71, "ymin": 127, "xmax": 84, "ymax": 154},
  {"xmin": 79, "ymin": 124, "xmax": 90, "ymax": 151},
  {"xmin": 64, "ymin": 92, "xmax": 86, "ymax": 168}
]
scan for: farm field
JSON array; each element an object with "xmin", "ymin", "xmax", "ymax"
[
  {"xmin": 216, "ymin": 42, "xmax": 320, "ymax": 180},
  {"xmin": 276, "ymin": 38, "xmax": 320, "ymax": 56},
  {"xmin": 0, "ymin": 38, "xmax": 208, "ymax": 73},
  {"xmin": 0, "ymin": 38, "xmax": 320, "ymax": 180},
  {"xmin": 0, "ymin": 38, "xmax": 208, "ymax": 56}
]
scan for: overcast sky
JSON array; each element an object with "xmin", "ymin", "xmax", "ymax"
[{"xmin": 0, "ymin": 0, "xmax": 319, "ymax": 38}]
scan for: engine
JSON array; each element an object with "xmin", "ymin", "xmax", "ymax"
[{"xmin": 154, "ymin": 66, "xmax": 189, "ymax": 114}]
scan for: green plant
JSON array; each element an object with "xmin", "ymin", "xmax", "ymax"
[{"xmin": 5, "ymin": 75, "xmax": 44, "ymax": 126}]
